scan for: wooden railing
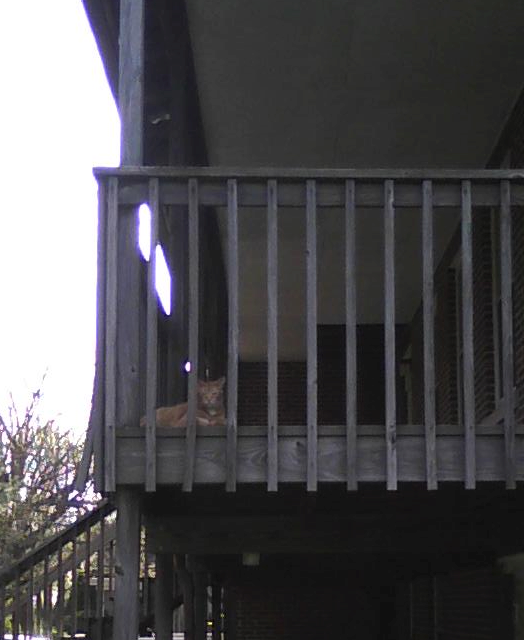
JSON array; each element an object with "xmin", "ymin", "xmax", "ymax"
[
  {"xmin": 0, "ymin": 503, "xmax": 118, "ymax": 640},
  {"xmin": 89, "ymin": 167, "xmax": 524, "ymax": 494}
]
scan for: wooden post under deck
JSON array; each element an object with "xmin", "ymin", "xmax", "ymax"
[
  {"xmin": 113, "ymin": 489, "xmax": 141, "ymax": 640},
  {"xmin": 155, "ymin": 553, "xmax": 174, "ymax": 640},
  {"xmin": 112, "ymin": 0, "xmax": 144, "ymax": 637}
]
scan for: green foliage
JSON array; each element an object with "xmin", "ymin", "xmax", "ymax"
[{"xmin": 0, "ymin": 383, "xmax": 92, "ymax": 571}]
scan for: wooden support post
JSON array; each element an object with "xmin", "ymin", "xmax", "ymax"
[
  {"xmin": 43, "ymin": 557, "xmax": 50, "ymax": 638},
  {"xmin": 118, "ymin": 0, "xmax": 144, "ymax": 165},
  {"xmin": 193, "ymin": 571, "xmax": 207, "ymax": 640},
  {"xmin": 155, "ymin": 554, "xmax": 174, "ymax": 640},
  {"xmin": 176, "ymin": 555, "xmax": 194, "ymax": 640},
  {"xmin": 227, "ymin": 179, "xmax": 239, "ymax": 492},
  {"xmin": 72, "ymin": 538, "xmax": 78, "ymax": 636},
  {"xmin": 113, "ymin": 489, "xmax": 141, "ymax": 640},
  {"xmin": 84, "ymin": 527, "xmax": 91, "ymax": 631},
  {"xmin": 212, "ymin": 582, "xmax": 221, "ymax": 640}
]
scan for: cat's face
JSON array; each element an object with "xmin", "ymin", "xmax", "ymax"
[{"xmin": 198, "ymin": 377, "xmax": 225, "ymax": 413}]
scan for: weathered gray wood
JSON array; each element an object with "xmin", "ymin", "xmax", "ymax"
[
  {"xmin": 96, "ymin": 520, "xmax": 105, "ymax": 640},
  {"xmin": 267, "ymin": 179, "xmax": 278, "ymax": 492},
  {"xmin": 81, "ymin": 177, "xmax": 107, "ymax": 493},
  {"xmin": 118, "ymin": 0, "xmax": 144, "ymax": 164},
  {"xmin": 84, "ymin": 527, "xmax": 91, "ymax": 628},
  {"xmin": 113, "ymin": 489, "xmax": 141, "ymax": 640},
  {"xmin": 500, "ymin": 179, "xmax": 515, "ymax": 489},
  {"xmin": 384, "ymin": 180, "xmax": 397, "ymax": 490},
  {"xmin": 116, "ymin": 428, "xmax": 521, "ymax": 485},
  {"xmin": 345, "ymin": 180, "xmax": 357, "ymax": 490},
  {"xmin": 12, "ymin": 570, "xmax": 20, "ymax": 640},
  {"xmin": 43, "ymin": 556, "xmax": 50, "ymax": 637},
  {"xmin": 155, "ymin": 554, "xmax": 174, "ymax": 640},
  {"xmin": 57, "ymin": 543, "xmax": 64, "ymax": 640},
  {"xmin": 227, "ymin": 179, "xmax": 239, "ymax": 492},
  {"xmin": 26, "ymin": 565, "xmax": 34, "ymax": 636},
  {"xmin": 461, "ymin": 180, "xmax": 476, "ymax": 489},
  {"xmin": 0, "ymin": 584, "xmax": 5, "ymax": 640},
  {"xmin": 146, "ymin": 179, "xmax": 160, "ymax": 491},
  {"xmin": 306, "ymin": 180, "xmax": 318, "ymax": 492},
  {"xmin": 422, "ymin": 180, "xmax": 437, "ymax": 490},
  {"xmin": 104, "ymin": 177, "xmax": 118, "ymax": 492},
  {"xmin": 120, "ymin": 177, "xmax": 524, "ymax": 210},
  {"xmin": 71, "ymin": 538, "xmax": 78, "ymax": 635},
  {"xmin": 95, "ymin": 165, "xmax": 524, "ymax": 181},
  {"xmin": 183, "ymin": 179, "xmax": 200, "ymax": 492}
]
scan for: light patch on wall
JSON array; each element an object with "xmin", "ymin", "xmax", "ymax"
[{"xmin": 138, "ymin": 203, "xmax": 172, "ymax": 315}]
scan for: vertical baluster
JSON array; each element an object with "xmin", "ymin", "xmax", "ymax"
[
  {"xmin": 500, "ymin": 180, "xmax": 515, "ymax": 489},
  {"xmin": 58, "ymin": 542, "xmax": 64, "ymax": 640},
  {"xmin": 227, "ymin": 179, "xmax": 239, "ymax": 492},
  {"xmin": 13, "ymin": 570, "xmax": 20, "ymax": 640},
  {"xmin": 306, "ymin": 180, "xmax": 318, "ymax": 492},
  {"xmin": 146, "ymin": 178, "xmax": 160, "ymax": 491},
  {"xmin": 109, "ymin": 540, "xmax": 115, "ymax": 599},
  {"xmin": 43, "ymin": 556, "xmax": 50, "ymax": 638},
  {"xmin": 384, "ymin": 179, "xmax": 397, "ymax": 490},
  {"xmin": 84, "ymin": 527, "xmax": 91, "ymax": 633},
  {"xmin": 72, "ymin": 537, "xmax": 78, "ymax": 637},
  {"xmin": 26, "ymin": 565, "xmax": 34, "ymax": 637},
  {"xmin": 345, "ymin": 180, "xmax": 357, "ymax": 490},
  {"xmin": 0, "ymin": 584, "xmax": 4, "ymax": 640},
  {"xmin": 267, "ymin": 179, "xmax": 279, "ymax": 492},
  {"xmin": 96, "ymin": 520, "xmax": 105, "ymax": 640},
  {"xmin": 423, "ymin": 180, "xmax": 437, "ymax": 490},
  {"xmin": 91, "ymin": 178, "xmax": 107, "ymax": 492},
  {"xmin": 461, "ymin": 180, "xmax": 476, "ymax": 489},
  {"xmin": 105, "ymin": 176, "xmax": 119, "ymax": 492},
  {"xmin": 183, "ymin": 178, "xmax": 200, "ymax": 492}
]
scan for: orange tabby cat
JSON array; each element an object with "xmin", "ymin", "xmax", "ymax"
[{"xmin": 140, "ymin": 377, "xmax": 226, "ymax": 427}]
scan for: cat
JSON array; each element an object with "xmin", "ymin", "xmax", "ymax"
[{"xmin": 140, "ymin": 377, "xmax": 226, "ymax": 427}]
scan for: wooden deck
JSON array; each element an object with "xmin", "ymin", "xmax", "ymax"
[
  {"xmin": 82, "ymin": 167, "xmax": 524, "ymax": 494},
  {"xmin": 115, "ymin": 424, "xmax": 524, "ymax": 486}
]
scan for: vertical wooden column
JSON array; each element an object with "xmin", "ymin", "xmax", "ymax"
[
  {"xmin": 113, "ymin": 0, "xmax": 144, "ymax": 638},
  {"xmin": 146, "ymin": 178, "xmax": 160, "ymax": 491},
  {"xmin": 461, "ymin": 180, "xmax": 476, "ymax": 489},
  {"xmin": 113, "ymin": 489, "xmax": 141, "ymax": 640},
  {"xmin": 84, "ymin": 527, "xmax": 91, "ymax": 633},
  {"xmin": 422, "ymin": 180, "xmax": 437, "ymax": 490},
  {"xmin": 227, "ymin": 180, "xmax": 239, "ymax": 492},
  {"xmin": 306, "ymin": 180, "xmax": 318, "ymax": 492},
  {"xmin": 193, "ymin": 570, "xmax": 208, "ymax": 640},
  {"xmin": 43, "ymin": 557, "xmax": 50, "ymax": 638},
  {"xmin": 71, "ymin": 537, "xmax": 78, "ymax": 636},
  {"xmin": 498, "ymin": 180, "xmax": 516, "ymax": 489},
  {"xmin": 0, "ymin": 584, "xmax": 4, "ymax": 640},
  {"xmin": 345, "ymin": 180, "xmax": 357, "ymax": 490},
  {"xmin": 184, "ymin": 179, "xmax": 200, "ymax": 492},
  {"xmin": 267, "ymin": 180, "xmax": 279, "ymax": 491},
  {"xmin": 155, "ymin": 554, "xmax": 174, "ymax": 640},
  {"xmin": 384, "ymin": 179, "xmax": 397, "ymax": 490}
]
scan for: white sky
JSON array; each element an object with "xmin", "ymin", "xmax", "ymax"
[{"xmin": 0, "ymin": 2, "xmax": 120, "ymax": 437}]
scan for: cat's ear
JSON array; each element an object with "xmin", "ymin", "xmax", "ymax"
[{"xmin": 217, "ymin": 376, "xmax": 226, "ymax": 387}]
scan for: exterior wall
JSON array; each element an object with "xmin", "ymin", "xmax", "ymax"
[{"xmin": 226, "ymin": 569, "xmax": 389, "ymax": 640}]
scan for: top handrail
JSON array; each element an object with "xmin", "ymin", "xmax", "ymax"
[{"xmin": 93, "ymin": 166, "xmax": 524, "ymax": 181}]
